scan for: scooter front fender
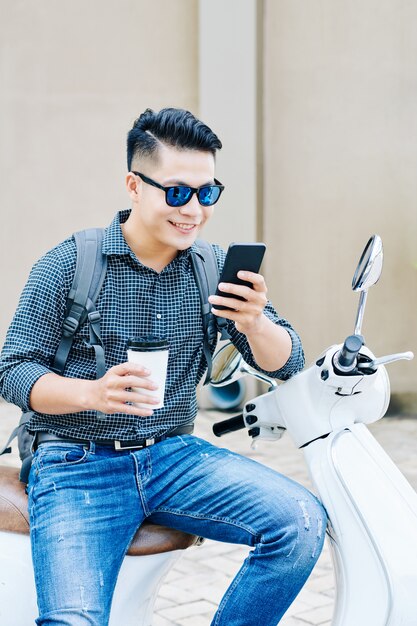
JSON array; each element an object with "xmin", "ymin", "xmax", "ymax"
[{"xmin": 304, "ymin": 424, "xmax": 417, "ymax": 626}]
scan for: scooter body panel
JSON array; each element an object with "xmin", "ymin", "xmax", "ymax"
[
  {"xmin": 0, "ymin": 532, "xmax": 37, "ymax": 625},
  {"xmin": 110, "ymin": 551, "xmax": 183, "ymax": 626},
  {"xmin": 303, "ymin": 424, "xmax": 417, "ymax": 626},
  {"xmin": 0, "ymin": 530, "xmax": 182, "ymax": 626},
  {"xmin": 271, "ymin": 347, "xmax": 390, "ymax": 448}
]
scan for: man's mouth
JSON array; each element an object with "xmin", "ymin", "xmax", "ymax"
[{"xmin": 169, "ymin": 221, "xmax": 198, "ymax": 232}]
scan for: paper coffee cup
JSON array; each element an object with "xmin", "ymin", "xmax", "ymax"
[{"xmin": 127, "ymin": 336, "xmax": 169, "ymax": 409}]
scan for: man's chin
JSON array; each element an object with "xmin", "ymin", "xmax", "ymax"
[{"xmin": 171, "ymin": 230, "xmax": 202, "ymax": 250}]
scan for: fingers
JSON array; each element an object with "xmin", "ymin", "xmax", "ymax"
[
  {"xmin": 98, "ymin": 388, "xmax": 160, "ymax": 417},
  {"xmin": 117, "ymin": 374, "xmax": 158, "ymax": 392},
  {"xmin": 209, "ymin": 281, "xmax": 267, "ymax": 312},
  {"xmin": 105, "ymin": 389, "xmax": 160, "ymax": 417},
  {"xmin": 110, "ymin": 362, "xmax": 152, "ymax": 377},
  {"xmin": 208, "ymin": 272, "xmax": 268, "ymax": 335},
  {"xmin": 214, "ymin": 273, "xmax": 267, "ymax": 300},
  {"xmin": 97, "ymin": 362, "xmax": 161, "ymax": 416},
  {"xmin": 237, "ymin": 271, "xmax": 267, "ymax": 292}
]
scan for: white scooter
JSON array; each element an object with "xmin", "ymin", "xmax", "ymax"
[{"xmin": 210, "ymin": 234, "xmax": 417, "ymax": 625}]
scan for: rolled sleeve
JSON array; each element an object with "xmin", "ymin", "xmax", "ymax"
[
  {"xmin": 227, "ymin": 312, "xmax": 305, "ymax": 381},
  {"xmin": 262, "ymin": 325, "xmax": 304, "ymax": 380},
  {"xmin": 0, "ymin": 362, "xmax": 52, "ymax": 412},
  {"xmin": 0, "ymin": 248, "xmax": 68, "ymax": 410}
]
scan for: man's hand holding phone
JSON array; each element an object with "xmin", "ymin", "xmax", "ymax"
[
  {"xmin": 208, "ymin": 243, "xmax": 269, "ymax": 336},
  {"xmin": 209, "ymin": 242, "xmax": 293, "ymax": 372}
]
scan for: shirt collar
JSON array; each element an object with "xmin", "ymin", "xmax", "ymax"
[
  {"xmin": 102, "ymin": 210, "xmax": 132, "ymax": 256},
  {"xmin": 102, "ymin": 209, "xmax": 197, "ymax": 262}
]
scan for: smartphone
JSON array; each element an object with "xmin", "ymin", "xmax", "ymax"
[{"xmin": 215, "ymin": 242, "xmax": 266, "ymax": 311}]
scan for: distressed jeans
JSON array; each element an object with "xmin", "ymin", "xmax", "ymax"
[{"xmin": 27, "ymin": 435, "xmax": 327, "ymax": 626}]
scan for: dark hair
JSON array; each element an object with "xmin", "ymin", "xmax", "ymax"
[{"xmin": 126, "ymin": 107, "xmax": 222, "ymax": 170}]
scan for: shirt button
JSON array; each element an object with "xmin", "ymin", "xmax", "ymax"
[{"xmin": 156, "ymin": 313, "xmax": 162, "ymax": 319}]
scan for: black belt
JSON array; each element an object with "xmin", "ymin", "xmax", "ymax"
[{"xmin": 34, "ymin": 425, "xmax": 194, "ymax": 451}]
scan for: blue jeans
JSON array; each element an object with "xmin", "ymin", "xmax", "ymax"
[{"xmin": 27, "ymin": 435, "xmax": 327, "ymax": 626}]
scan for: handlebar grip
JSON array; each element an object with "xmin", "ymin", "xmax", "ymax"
[
  {"xmin": 337, "ymin": 335, "xmax": 363, "ymax": 370},
  {"xmin": 212, "ymin": 414, "xmax": 245, "ymax": 437}
]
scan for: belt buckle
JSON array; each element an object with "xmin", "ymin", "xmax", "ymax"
[{"xmin": 114, "ymin": 438, "xmax": 155, "ymax": 451}]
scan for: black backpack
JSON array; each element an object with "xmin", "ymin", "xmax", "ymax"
[{"xmin": 0, "ymin": 228, "xmax": 229, "ymax": 482}]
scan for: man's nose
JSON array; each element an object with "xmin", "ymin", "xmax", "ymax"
[{"xmin": 179, "ymin": 193, "xmax": 201, "ymax": 217}]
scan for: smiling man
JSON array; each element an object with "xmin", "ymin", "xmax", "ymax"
[{"xmin": 0, "ymin": 107, "xmax": 326, "ymax": 625}]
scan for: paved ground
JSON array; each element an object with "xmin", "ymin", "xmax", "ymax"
[{"xmin": 1, "ymin": 401, "xmax": 416, "ymax": 625}]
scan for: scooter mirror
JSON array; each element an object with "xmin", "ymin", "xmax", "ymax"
[
  {"xmin": 210, "ymin": 342, "xmax": 242, "ymax": 387},
  {"xmin": 352, "ymin": 234, "xmax": 383, "ymax": 336},
  {"xmin": 352, "ymin": 235, "xmax": 383, "ymax": 292},
  {"xmin": 210, "ymin": 341, "xmax": 278, "ymax": 390}
]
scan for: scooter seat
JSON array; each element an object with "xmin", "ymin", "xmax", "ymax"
[{"xmin": 0, "ymin": 465, "xmax": 200, "ymax": 556}]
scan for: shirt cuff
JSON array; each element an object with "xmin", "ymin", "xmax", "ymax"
[
  {"xmin": 2, "ymin": 362, "xmax": 52, "ymax": 412},
  {"xmin": 252, "ymin": 325, "xmax": 305, "ymax": 380}
]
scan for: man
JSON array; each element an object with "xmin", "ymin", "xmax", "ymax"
[{"xmin": 0, "ymin": 108, "xmax": 326, "ymax": 625}]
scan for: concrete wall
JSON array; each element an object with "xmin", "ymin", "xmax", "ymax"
[
  {"xmin": 263, "ymin": 0, "xmax": 417, "ymax": 401},
  {"xmin": 198, "ymin": 0, "xmax": 261, "ymax": 247},
  {"xmin": 0, "ymin": 0, "xmax": 198, "ymax": 341},
  {"xmin": 1, "ymin": 0, "xmax": 416, "ymax": 403}
]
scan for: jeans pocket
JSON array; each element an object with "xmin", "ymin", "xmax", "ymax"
[{"xmin": 36, "ymin": 444, "xmax": 90, "ymax": 473}]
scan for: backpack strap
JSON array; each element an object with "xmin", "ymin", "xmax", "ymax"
[
  {"xmin": 51, "ymin": 229, "xmax": 108, "ymax": 419},
  {"xmin": 0, "ymin": 411, "xmax": 33, "ymax": 458},
  {"xmin": 190, "ymin": 240, "xmax": 230, "ymax": 385},
  {"xmin": 0, "ymin": 229, "xmax": 108, "ymax": 479}
]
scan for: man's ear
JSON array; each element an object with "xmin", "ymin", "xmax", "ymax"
[{"xmin": 126, "ymin": 172, "xmax": 140, "ymax": 200}]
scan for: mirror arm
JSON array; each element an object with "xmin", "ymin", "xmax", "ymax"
[
  {"xmin": 354, "ymin": 290, "xmax": 368, "ymax": 336},
  {"xmin": 239, "ymin": 364, "xmax": 278, "ymax": 389}
]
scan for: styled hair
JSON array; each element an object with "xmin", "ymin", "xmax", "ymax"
[{"xmin": 126, "ymin": 107, "xmax": 222, "ymax": 170}]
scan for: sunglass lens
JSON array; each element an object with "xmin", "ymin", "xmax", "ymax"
[
  {"xmin": 166, "ymin": 186, "xmax": 192, "ymax": 207},
  {"xmin": 198, "ymin": 186, "xmax": 221, "ymax": 206}
]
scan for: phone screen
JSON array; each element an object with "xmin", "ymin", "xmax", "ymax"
[{"xmin": 215, "ymin": 242, "xmax": 266, "ymax": 311}]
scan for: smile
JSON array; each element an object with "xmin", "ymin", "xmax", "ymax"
[{"xmin": 169, "ymin": 222, "xmax": 198, "ymax": 231}]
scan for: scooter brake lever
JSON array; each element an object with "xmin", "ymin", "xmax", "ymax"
[{"xmin": 358, "ymin": 351, "xmax": 414, "ymax": 370}]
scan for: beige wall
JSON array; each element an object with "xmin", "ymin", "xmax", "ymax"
[
  {"xmin": 0, "ymin": 0, "xmax": 198, "ymax": 341},
  {"xmin": 263, "ymin": 0, "xmax": 417, "ymax": 399},
  {"xmin": 1, "ymin": 0, "xmax": 416, "ymax": 403},
  {"xmin": 198, "ymin": 0, "xmax": 261, "ymax": 247}
]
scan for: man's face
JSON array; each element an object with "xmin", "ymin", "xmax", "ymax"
[{"xmin": 127, "ymin": 144, "xmax": 217, "ymax": 253}]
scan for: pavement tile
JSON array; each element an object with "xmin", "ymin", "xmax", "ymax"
[
  {"xmin": 292, "ymin": 589, "xmax": 333, "ymax": 609},
  {"xmin": 158, "ymin": 600, "xmax": 217, "ymax": 621},
  {"xmin": 283, "ymin": 598, "xmax": 312, "ymax": 616},
  {"xmin": 163, "ymin": 570, "xmax": 185, "ymax": 584},
  {"xmin": 199, "ymin": 555, "xmax": 242, "ymax": 577},
  {"xmin": 176, "ymin": 615, "xmax": 215, "ymax": 626},
  {"xmin": 152, "ymin": 615, "xmax": 178, "ymax": 626},
  {"xmin": 154, "ymin": 596, "xmax": 176, "ymax": 611},
  {"xmin": 224, "ymin": 547, "xmax": 251, "ymax": 563},
  {"xmin": 295, "ymin": 603, "xmax": 334, "ymax": 624},
  {"xmin": 169, "ymin": 559, "xmax": 194, "ymax": 575},
  {"xmin": 178, "ymin": 572, "xmax": 229, "ymax": 591},
  {"xmin": 281, "ymin": 618, "xmax": 316, "ymax": 626},
  {"xmin": 191, "ymin": 583, "xmax": 226, "ymax": 605},
  {"xmin": 306, "ymin": 573, "xmax": 335, "ymax": 593},
  {"xmin": 157, "ymin": 584, "xmax": 195, "ymax": 605}
]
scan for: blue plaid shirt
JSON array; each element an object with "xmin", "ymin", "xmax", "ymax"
[{"xmin": 0, "ymin": 210, "xmax": 304, "ymax": 440}]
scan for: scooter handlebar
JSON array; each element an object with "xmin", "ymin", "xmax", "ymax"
[
  {"xmin": 334, "ymin": 334, "xmax": 363, "ymax": 372},
  {"xmin": 213, "ymin": 414, "xmax": 245, "ymax": 437}
]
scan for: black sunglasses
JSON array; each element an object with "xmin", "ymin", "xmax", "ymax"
[{"xmin": 132, "ymin": 171, "xmax": 224, "ymax": 208}]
